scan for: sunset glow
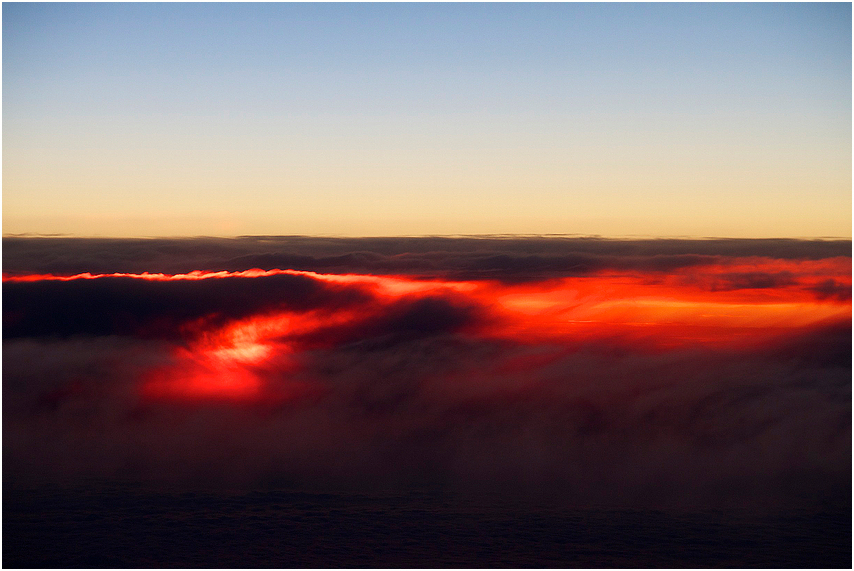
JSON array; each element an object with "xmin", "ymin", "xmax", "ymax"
[
  {"xmin": 8, "ymin": 258, "xmax": 849, "ymax": 402},
  {"xmin": 5, "ymin": 2, "xmax": 850, "ymax": 565}
]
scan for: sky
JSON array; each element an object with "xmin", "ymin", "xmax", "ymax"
[{"xmin": 3, "ymin": 2, "xmax": 851, "ymax": 238}]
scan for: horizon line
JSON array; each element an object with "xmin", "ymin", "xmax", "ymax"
[{"xmin": 3, "ymin": 233, "xmax": 852, "ymax": 242}]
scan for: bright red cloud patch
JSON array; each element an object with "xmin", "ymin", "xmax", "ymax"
[{"xmin": 5, "ymin": 256, "xmax": 850, "ymax": 403}]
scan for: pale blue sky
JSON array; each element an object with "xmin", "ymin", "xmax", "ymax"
[{"xmin": 4, "ymin": 3, "xmax": 851, "ymax": 237}]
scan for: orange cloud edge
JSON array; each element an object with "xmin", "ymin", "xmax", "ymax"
[{"xmin": 6, "ymin": 258, "xmax": 850, "ymax": 403}]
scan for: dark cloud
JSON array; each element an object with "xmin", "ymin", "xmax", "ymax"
[
  {"xmin": 762, "ymin": 318, "xmax": 852, "ymax": 368},
  {"xmin": 4, "ymin": 320, "xmax": 849, "ymax": 512},
  {"xmin": 3, "ymin": 274, "xmax": 371, "ymax": 340},
  {"xmin": 291, "ymin": 295, "xmax": 487, "ymax": 350},
  {"xmin": 807, "ymin": 278, "xmax": 853, "ymax": 302},
  {"xmin": 711, "ymin": 271, "xmax": 798, "ymax": 291},
  {"xmin": 3, "ymin": 236, "xmax": 849, "ymax": 278}
]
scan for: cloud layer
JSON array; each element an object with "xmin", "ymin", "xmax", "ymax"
[
  {"xmin": 3, "ymin": 237, "xmax": 850, "ymax": 513},
  {"xmin": 4, "ymin": 235, "xmax": 851, "ymax": 278}
]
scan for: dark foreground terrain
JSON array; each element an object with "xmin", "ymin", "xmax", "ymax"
[{"xmin": 4, "ymin": 483, "xmax": 850, "ymax": 568}]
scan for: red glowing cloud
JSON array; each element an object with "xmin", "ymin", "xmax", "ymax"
[{"xmin": 5, "ymin": 255, "xmax": 848, "ymax": 403}]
